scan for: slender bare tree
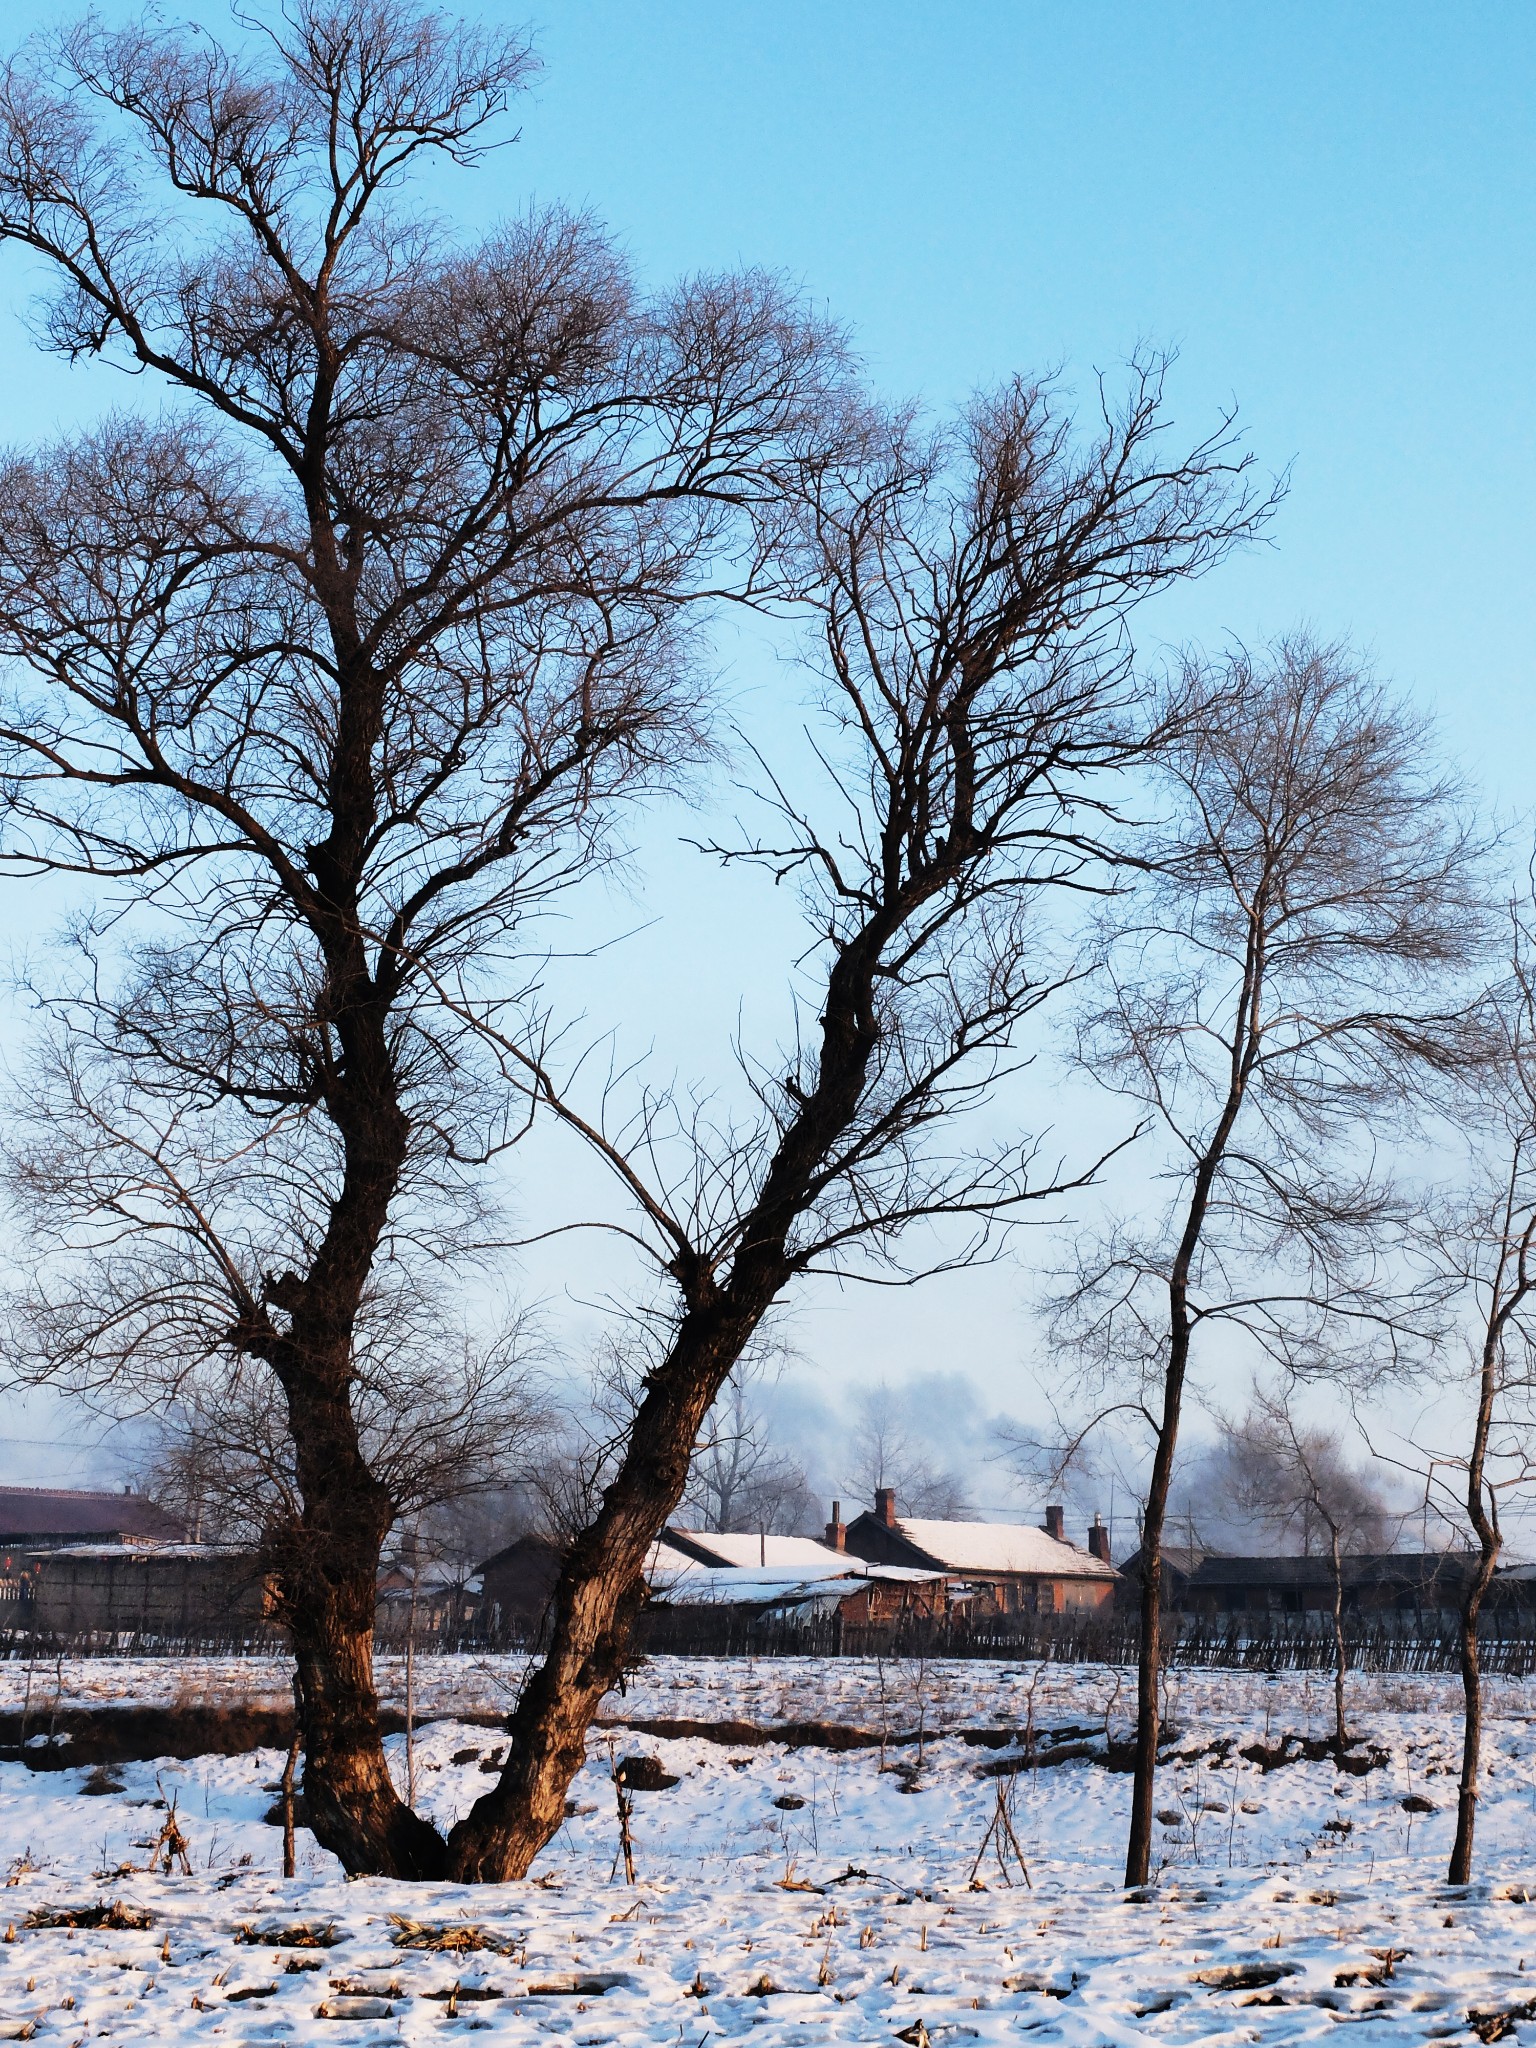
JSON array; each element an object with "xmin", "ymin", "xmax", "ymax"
[
  {"xmin": 0, "ymin": 0, "xmax": 844, "ymax": 1878},
  {"xmin": 843, "ymin": 1379, "xmax": 970, "ymax": 1518},
  {"xmin": 1404, "ymin": 888, "xmax": 1536, "ymax": 1884},
  {"xmin": 1054, "ymin": 637, "xmax": 1484, "ymax": 1888},
  {"xmin": 438, "ymin": 362, "xmax": 1274, "ymax": 1880},
  {"xmin": 1221, "ymin": 1386, "xmax": 1392, "ymax": 1751}
]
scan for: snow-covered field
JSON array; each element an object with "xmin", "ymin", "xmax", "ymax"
[{"xmin": 5, "ymin": 1654, "xmax": 1536, "ymax": 2042}]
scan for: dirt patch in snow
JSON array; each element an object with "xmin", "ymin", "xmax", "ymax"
[{"xmin": 1, "ymin": 1702, "xmax": 510, "ymax": 1768}]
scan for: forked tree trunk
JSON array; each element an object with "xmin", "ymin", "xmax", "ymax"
[{"xmin": 447, "ymin": 1302, "xmax": 754, "ymax": 1880}]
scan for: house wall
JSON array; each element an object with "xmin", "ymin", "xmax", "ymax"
[
  {"xmin": 479, "ymin": 1538, "xmax": 563, "ymax": 1632},
  {"xmin": 15, "ymin": 1551, "xmax": 272, "ymax": 1636}
]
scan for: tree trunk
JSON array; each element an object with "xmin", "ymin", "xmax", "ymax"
[
  {"xmin": 1328, "ymin": 1525, "xmax": 1348, "ymax": 1753},
  {"xmin": 1125, "ymin": 1321, "xmax": 1188, "ymax": 1889},
  {"xmin": 279, "ymin": 1674, "xmax": 302, "ymax": 1882},
  {"xmin": 270, "ymin": 1370, "xmax": 448, "ymax": 1880},
  {"xmin": 448, "ymin": 1306, "xmax": 752, "ymax": 1879},
  {"xmin": 1451, "ymin": 1322, "xmax": 1502, "ymax": 1885},
  {"xmin": 285, "ymin": 1579, "xmax": 447, "ymax": 1880},
  {"xmin": 449, "ymin": 919, "xmax": 889, "ymax": 1881}
]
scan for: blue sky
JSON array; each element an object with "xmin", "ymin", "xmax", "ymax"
[{"xmin": 2, "ymin": 2, "xmax": 1533, "ymax": 1507}]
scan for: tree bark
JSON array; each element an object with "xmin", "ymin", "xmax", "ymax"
[
  {"xmin": 447, "ymin": 1299, "xmax": 758, "ymax": 1879},
  {"xmin": 1328, "ymin": 1523, "xmax": 1349, "ymax": 1754},
  {"xmin": 1125, "ymin": 1321, "xmax": 1186, "ymax": 1888},
  {"xmin": 266, "ymin": 1320, "xmax": 448, "ymax": 1878},
  {"xmin": 1450, "ymin": 1317, "xmax": 1503, "ymax": 1885}
]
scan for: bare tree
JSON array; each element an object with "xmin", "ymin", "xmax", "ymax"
[
  {"xmin": 1221, "ymin": 1386, "xmax": 1393, "ymax": 1750},
  {"xmin": 1404, "ymin": 889, "xmax": 1536, "ymax": 1884},
  {"xmin": 0, "ymin": 0, "xmax": 843, "ymax": 1878},
  {"xmin": 438, "ymin": 361, "xmax": 1273, "ymax": 1880},
  {"xmin": 844, "ymin": 1379, "xmax": 970, "ymax": 1518},
  {"xmin": 132, "ymin": 1313, "xmax": 550, "ymax": 1551},
  {"xmin": 1054, "ymin": 637, "xmax": 1484, "ymax": 1888},
  {"xmin": 683, "ymin": 1365, "xmax": 819, "ymax": 1534}
]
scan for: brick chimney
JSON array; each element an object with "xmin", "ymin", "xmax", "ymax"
[
  {"xmin": 825, "ymin": 1500, "xmax": 846, "ymax": 1551},
  {"xmin": 1043, "ymin": 1503, "xmax": 1065, "ymax": 1543},
  {"xmin": 1087, "ymin": 1513, "xmax": 1111, "ymax": 1563},
  {"xmin": 875, "ymin": 1486, "xmax": 897, "ymax": 1528}
]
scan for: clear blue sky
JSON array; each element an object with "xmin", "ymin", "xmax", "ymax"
[{"xmin": 2, "ymin": 2, "xmax": 1533, "ymax": 1498}]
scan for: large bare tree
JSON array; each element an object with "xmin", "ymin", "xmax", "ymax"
[
  {"xmin": 0, "ymin": 0, "xmax": 842, "ymax": 1878},
  {"xmin": 438, "ymin": 365, "xmax": 1273, "ymax": 1879},
  {"xmin": 1055, "ymin": 638, "xmax": 1484, "ymax": 1887}
]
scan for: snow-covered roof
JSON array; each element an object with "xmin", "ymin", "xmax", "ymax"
[
  {"xmin": 891, "ymin": 1518, "xmax": 1117, "ymax": 1579},
  {"xmin": 648, "ymin": 1559, "xmax": 945, "ymax": 1608},
  {"xmin": 651, "ymin": 1565, "xmax": 852, "ymax": 1609},
  {"xmin": 646, "ymin": 1538, "xmax": 707, "ymax": 1583},
  {"xmin": 25, "ymin": 1543, "xmax": 256, "ymax": 1563},
  {"xmin": 668, "ymin": 1530, "xmax": 849, "ymax": 1571}
]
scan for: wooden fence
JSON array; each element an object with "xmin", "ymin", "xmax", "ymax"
[{"xmin": 9, "ymin": 1607, "xmax": 1536, "ymax": 1675}]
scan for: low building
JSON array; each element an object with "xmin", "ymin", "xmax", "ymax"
[
  {"xmin": 478, "ymin": 1530, "xmax": 770, "ymax": 1637},
  {"xmin": 477, "ymin": 1534, "xmax": 569, "ymax": 1637},
  {"xmin": 3, "ymin": 1543, "xmax": 272, "ymax": 1637},
  {"xmin": 1117, "ymin": 1546, "xmax": 1481, "ymax": 1621},
  {"xmin": 376, "ymin": 1557, "xmax": 481, "ymax": 1637},
  {"xmin": 837, "ymin": 1492, "xmax": 1118, "ymax": 1616},
  {"xmin": 641, "ymin": 1558, "xmax": 947, "ymax": 1643}
]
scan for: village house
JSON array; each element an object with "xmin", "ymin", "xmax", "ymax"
[
  {"xmin": 3, "ymin": 1542, "xmax": 274, "ymax": 1637},
  {"xmin": 638, "ymin": 1554, "xmax": 948, "ymax": 1645},
  {"xmin": 835, "ymin": 1491, "xmax": 1118, "ymax": 1616},
  {"xmin": 480, "ymin": 1498, "xmax": 1120, "ymax": 1644},
  {"xmin": 477, "ymin": 1534, "xmax": 569, "ymax": 1637},
  {"xmin": 1116, "ymin": 1544, "xmax": 1483, "ymax": 1622},
  {"xmin": 375, "ymin": 1554, "xmax": 481, "ymax": 1639}
]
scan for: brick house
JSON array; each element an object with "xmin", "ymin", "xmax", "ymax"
[{"xmin": 836, "ymin": 1490, "xmax": 1118, "ymax": 1616}]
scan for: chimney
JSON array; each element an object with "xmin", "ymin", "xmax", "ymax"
[
  {"xmin": 1043, "ymin": 1503, "xmax": 1065, "ymax": 1544},
  {"xmin": 825, "ymin": 1500, "xmax": 846, "ymax": 1551},
  {"xmin": 1087, "ymin": 1512, "xmax": 1111, "ymax": 1563},
  {"xmin": 875, "ymin": 1486, "xmax": 897, "ymax": 1528}
]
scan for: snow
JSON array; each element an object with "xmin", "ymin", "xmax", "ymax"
[
  {"xmin": 647, "ymin": 1562, "xmax": 946, "ymax": 1609},
  {"xmin": 16, "ymin": 1544, "xmax": 251, "ymax": 1561},
  {"xmin": 5, "ymin": 1655, "xmax": 1536, "ymax": 2042},
  {"xmin": 666, "ymin": 1532, "xmax": 850, "ymax": 1571},
  {"xmin": 643, "ymin": 1540, "xmax": 704, "ymax": 1581},
  {"xmin": 891, "ymin": 1516, "xmax": 1118, "ymax": 1578},
  {"xmin": 646, "ymin": 1565, "xmax": 862, "ymax": 1611}
]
